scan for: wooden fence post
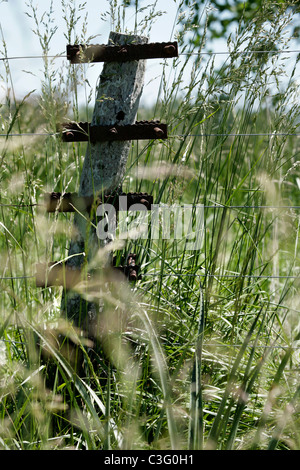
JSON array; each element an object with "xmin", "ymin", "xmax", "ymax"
[{"xmin": 61, "ymin": 31, "xmax": 148, "ymax": 333}]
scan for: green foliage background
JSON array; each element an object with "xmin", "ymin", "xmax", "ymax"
[{"xmin": 0, "ymin": 0, "xmax": 299, "ymax": 450}]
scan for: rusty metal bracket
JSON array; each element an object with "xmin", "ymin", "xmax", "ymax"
[
  {"xmin": 36, "ymin": 255, "xmax": 141, "ymax": 288},
  {"xmin": 35, "ymin": 262, "xmax": 83, "ymax": 289},
  {"xmin": 44, "ymin": 191, "xmax": 153, "ymax": 213},
  {"xmin": 44, "ymin": 192, "xmax": 91, "ymax": 213},
  {"xmin": 67, "ymin": 41, "xmax": 178, "ymax": 64},
  {"xmin": 60, "ymin": 120, "xmax": 167, "ymax": 142}
]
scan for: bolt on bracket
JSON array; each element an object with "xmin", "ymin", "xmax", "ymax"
[
  {"xmin": 67, "ymin": 41, "xmax": 178, "ymax": 64},
  {"xmin": 113, "ymin": 253, "xmax": 141, "ymax": 282}
]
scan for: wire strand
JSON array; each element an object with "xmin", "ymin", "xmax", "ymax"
[
  {"xmin": 1, "ymin": 131, "xmax": 300, "ymax": 138},
  {"xmin": 172, "ymin": 132, "xmax": 300, "ymax": 138},
  {"xmin": 200, "ymin": 205, "xmax": 300, "ymax": 209},
  {"xmin": 180, "ymin": 49, "xmax": 300, "ymax": 56},
  {"xmin": 0, "ymin": 203, "xmax": 38, "ymax": 208},
  {"xmin": 1, "ymin": 49, "xmax": 300, "ymax": 62},
  {"xmin": 0, "ymin": 54, "xmax": 67, "ymax": 61},
  {"xmin": 0, "ymin": 336, "xmax": 298, "ymax": 349},
  {"xmin": 1, "ymin": 202, "xmax": 300, "ymax": 210},
  {"xmin": 0, "ymin": 132, "xmax": 59, "ymax": 137},
  {"xmin": 142, "ymin": 273, "xmax": 299, "ymax": 279},
  {"xmin": 0, "ymin": 275, "xmax": 35, "ymax": 280},
  {"xmin": 0, "ymin": 272, "xmax": 298, "ymax": 281}
]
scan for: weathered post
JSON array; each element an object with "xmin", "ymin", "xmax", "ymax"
[{"xmin": 61, "ymin": 32, "xmax": 148, "ymax": 334}]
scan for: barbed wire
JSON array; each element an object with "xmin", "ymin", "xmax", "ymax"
[
  {"xmin": 142, "ymin": 273, "xmax": 299, "ymax": 280},
  {"xmin": 0, "ymin": 132, "xmax": 59, "ymax": 137},
  {"xmin": 204, "ymin": 344, "xmax": 300, "ymax": 349},
  {"xmin": 1, "ymin": 48, "xmax": 300, "ymax": 62},
  {"xmin": 198, "ymin": 205, "xmax": 300, "ymax": 209},
  {"xmin": 0, "ymin": 203, "xmax": 38, "ymax": 208},
  {"xmin": 0, "ymin": 54, "xmax": 67, "ymax": 61},
  {"xmin": 181, "ymin": 49, "xmax": 300, "ymax": 56},
  {"xmin": 1, "ymin": 202, "xmax": 300, "ymax": 210},
  {"xmin": 0, "ymin": 336, "xmax": 299, "ymax": 350},
  {"xmin": 1, "ymin": 273, "xmax": 297, "ymax": 281},
  {"xmin": 173, "ymin": 132, "xmax": 300, "ymax": 137},
  {"xmin": 1, "ymin": 131, "xmax": 300, "ymax": 139},
  {"xmin": 0, "ymin": 275, "xmax": 35, "ymax": 280}
]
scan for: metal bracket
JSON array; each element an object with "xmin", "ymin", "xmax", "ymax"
[
  {"xmin": 35, "ymin": 262, "xmax": 83, "ymax": 289},
  {"xmin": 36, "ymin": 253, "xmax": 141, "ymax": 288},
  {"xmin": 67, "ymin": 41, "xmax": 178, "ymax": 63},
  {"xmin": 44, "ymin": 191, "xmax": 153, "ymax": 213},
  {"xmin": 60, "ymin": 120, "xmax": 167, "ymax": 142}
]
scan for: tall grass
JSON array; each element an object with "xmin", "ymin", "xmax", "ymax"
[{"xmin": 0, "ymin": 0, "xmax": 300, "ymax": 450}]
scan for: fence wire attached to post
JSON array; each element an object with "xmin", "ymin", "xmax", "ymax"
[{"xmin": 60, "ymin": 31, "xmax": 148, "ymax": 334}]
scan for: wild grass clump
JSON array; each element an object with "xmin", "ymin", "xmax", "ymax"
[{"xmin": 0, "ymin": 0, "xmax": 300, "ymax": 450}]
